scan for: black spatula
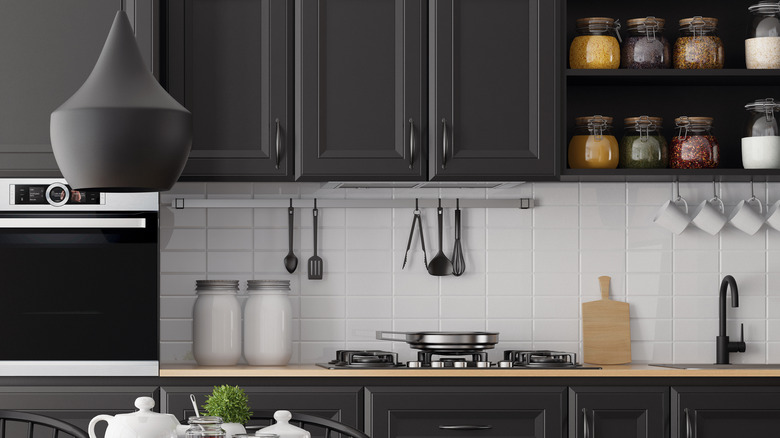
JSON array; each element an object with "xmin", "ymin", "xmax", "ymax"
[{"xmin": 308, "ymin": 199, "xmax": 323, "ymax": 280}]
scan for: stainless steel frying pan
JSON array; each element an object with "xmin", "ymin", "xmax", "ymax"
[{"xmin": 376, "ymin": 331, "xmax": 499, "ymax": 350}]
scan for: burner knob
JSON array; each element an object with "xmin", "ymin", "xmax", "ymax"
[
  {"xmin": 430, "ymin": 361, "xmax": 444, "ymax": 368},
  {"xmin": 407, "ymin": 361, "xmax": 422, "ymax": 368},
  {"xmin": 498, "ymin": 360, "xmax": 514, "ymax": 368},
  {"xmin": 476, "ymin": 361, "xmax": 492, "ymax": 368},
  {"xmin": 453, "ymin": 361, "xmax": 468, "ymax": 368}
]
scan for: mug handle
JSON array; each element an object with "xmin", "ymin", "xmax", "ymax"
[
  {"xmin": 748, "ymin": 196, "xmax": 764, "ymax": 214},
  {"xmin": 710, "ymin": 197, "xmax": 725, "ymax": 214},
  {"xmin": 674, "ymin": 196, "xmax": 689, "ymax": 214}
]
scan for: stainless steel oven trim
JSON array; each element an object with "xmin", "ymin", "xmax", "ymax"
[
  {"xmin": 0, "ymin": 361, "xmax": 158, "ymax": 376},
  {"xmin": 3, "ymin": 179, "xmax": 158, "ymax": 212},
  {"xmin": 0, "ymin": 218, "xmax": 147, "ymax": 228}
]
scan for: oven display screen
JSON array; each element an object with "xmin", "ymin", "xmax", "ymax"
[{"xmin": 15, "ymin": 185, "xmax": 100, "ymax": 205}]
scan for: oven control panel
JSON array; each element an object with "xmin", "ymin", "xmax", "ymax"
[{"xmin": 14, "ymin": 183, "xmax": 101, "ymax": 206}]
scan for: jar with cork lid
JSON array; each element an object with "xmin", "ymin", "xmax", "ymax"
[
  {"xmin": 570, "ymin": 17, "xmax": 621, "ymax": 69},
  {"xmin": 568, "ymin": 115, "xmax": 619, "ymax": 169}
]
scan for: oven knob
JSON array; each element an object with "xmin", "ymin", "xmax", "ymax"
[
  {"xmin": 498, "ymin": 360, "xmax": 514, "ymax": 368},
  {"xmin": 453, "ymin": 361, "xmax": 467, "ymax": 368},
  {"xmin": 476, "ymin": 361, "xmax": 492, "ymax": 368},
  {"xmin": 407, "ymin": 361, "xmax": 422, "ymax": 368},
  {"xmin": 45, "ymin": 183, "xmax": 70, "ymax": 207},
  {"xmin": 430, "ymin": 361, "xmax": 444, "ymax": 368}
]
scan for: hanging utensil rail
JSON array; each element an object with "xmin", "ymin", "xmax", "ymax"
[{"xmin": 173, "ymin": 198, "xmax": 534, "ymax": 209}]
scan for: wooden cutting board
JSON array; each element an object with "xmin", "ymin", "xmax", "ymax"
[{"xmin": 582, "ymin": 276, "xmax": 631, "ymax": 365}]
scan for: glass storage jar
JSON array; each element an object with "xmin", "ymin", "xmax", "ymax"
[
  {"xmin": 244, "ymin": 280, "xmax": 293, "ymax": 366},
  {"xmin": 742, "ymin": 98, "xmax": 780, "ymax": 168},
  {"xmin": 746, "ymin": 2, "xmax": 780, "ymax": 68},
  {"xmin": 670, "ymin": 116, "xmax": 719, "ymax": 169},
  {"xmin": 568, "ymin": 115, "xmax": 619, "ymax": 169},
  {"xmin": 622, "ymin": 17, "xmax": 671, "ymax": 69},
  {"xmin": 570, "ymin": 17, "xmax": 621, "ymax": 69},
  {"xmin": 620, "ymin": 116, "xmax": 668, "ymax": 168},
  {"xmin": 186, "ymin": 416, "xmax": 226, "ymax": 438},
  {"xmin": 674, "ymin": 17, "xmax": 724, "ymax": 69},
  {"xmin": 192, "ymin": 280, "xmax": 242, "ymax": 366}
]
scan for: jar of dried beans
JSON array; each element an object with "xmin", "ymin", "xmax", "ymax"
[
  {"xmin": 622, "ymin": 17, "xmax": 671, "ymax": 69},
  {"xmin": 671, "ymin": 116, "xmax": 719, "ymax": 169},
  {"xmin": 673, "ymin": 17, "xmax": 724, "ymax": 69},
  {"xmin": 570, "ymin": 17, "xmax": 621, "ymax": 69},
  {"xmin": 746, "ymin": 2, "xmax": 780, "ymax": 69},
  {"xmin": 568, "ymin": 115, "xmax": 619, "ymax": 169},
  {"xmin": 620, "ymin": 116, "xmax": 668, "ymax": 168}
]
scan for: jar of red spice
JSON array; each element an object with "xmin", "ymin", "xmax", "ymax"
[{"xmin": 670, "ymin": 116, "xmax": 719, "ymax": 168}]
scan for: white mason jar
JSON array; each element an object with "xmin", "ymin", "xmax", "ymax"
[
  {"xmin": 244, "ymin": 280, "xmax": 292, "ymax": 366},
  {"xmin": 192, "ymin": 280, "xmax": 242, "ymax": 366}
]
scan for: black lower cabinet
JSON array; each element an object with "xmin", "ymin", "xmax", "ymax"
[
  {"xmin": 160, "ymin": 386, "xmax": 363, "ymax": 436},
  {"xmin": 0, "ymin": 386, "xmax": 157, "ymax": 434},
  {"xmin": 366, "ymin": 387, "xmax": 566, "ymax": 438},
  {"xmin": 569, "ymin": 387, "xmax": 669, "ymax": 438},
  {"xmin": 672, "ymin": 387, "xmax": 780, "ymax": 438}
]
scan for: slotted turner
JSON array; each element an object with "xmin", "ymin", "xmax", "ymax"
[{"xmin": 308, "ymin": 199, "xmax": 323, "ymax": 279}]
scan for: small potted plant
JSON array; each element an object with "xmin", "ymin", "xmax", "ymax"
[{"xmin": 201, "ymin": 385, "xmax": 253, "ymax": 438}]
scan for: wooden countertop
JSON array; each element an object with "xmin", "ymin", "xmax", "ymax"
[{"xmin": 159, "ymin": 364, "xmax": 780, "ymax": 378}]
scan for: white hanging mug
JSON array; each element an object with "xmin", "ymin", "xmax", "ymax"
[
  {"xmin": 728, "ymin": 196, "xmax": 764, "ymax": 235},
  {"xmin": 653, "ymin": 197, "xmax": 690, "ymax": 234},
  {"xmin": 766, "ymin": 200, "xmax": 780, "ymax": 231},
  {"xmin": 691, "ymin": 197, "xmax": 727, "ymax": 235}
]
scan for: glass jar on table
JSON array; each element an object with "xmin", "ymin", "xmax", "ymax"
[{"xmin": 185, "ymin": 416, "xmax": 226, "ymax": 438}]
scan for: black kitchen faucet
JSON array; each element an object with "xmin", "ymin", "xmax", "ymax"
[{"xmin": 717, "ymin": 275, "xmax": 747, "ymax": 365}]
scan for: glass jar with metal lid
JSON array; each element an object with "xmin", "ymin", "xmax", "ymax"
[
  {"xmin": 742, "ymin": 98, "xmax": 780, "ymax": 168},
  {"xmin": 620, "ymin": 116, "xmax": 668, "ymax": 168},
  {"xmin": 185, "ymin": 416, "xmax": 226, "ymax": 438},
  {"xmin": 670, "ymin": 116, "xmax": 719, "ymax": 168},
  {"xmin": 746, "ymin": 2, "xmax": 780, "ymax": 68},
  {"xmin": 674, "ymin": 17, "xmax": 724, "ymax": 69},
  {"xmin": 192, "ymin": 280, "xmax": 242, "ymax": 366},
  {"xmin": 570, "ymin": 17, "xmax": 621, "ymax": 69},
  {"xmin": 622, "ymin": 17, "xmax": 671, "ymax": 69},
  {"xmin": 243, "ymin": 280, "xmax": 293, "ymax": 366},
  {"xmin": 568, "ymin": 115, "xmax": 619, "ymax": 169}
]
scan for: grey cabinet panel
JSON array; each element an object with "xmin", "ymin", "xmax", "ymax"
[
  {"xmin": 160, "ymin": 386, "xmax": 363, "ymax": 436},
  {"xmin": 0, "ymin": 0, "xmax": 154, "ymax": 177},
  {"xmin": 166, "ymin": 0, "xmax": 293, "ymax": 180},
  {"xmin": 367, "ymin": 386, "xmax": 565, "ymax": 438},
  {"xmin": 672, "ymin": 387, "xmax": 780, "ymax": 438},
  {"xmin": 296, "ymin": 0, "xmax": 425, "ymax": 180},
  {"xmin": 430, "ymin": 0, "xmax": 558, "ymax": 180},
  {"xmin": 570, "ymin": 387, "xmax": 668, "ymax": 438}
]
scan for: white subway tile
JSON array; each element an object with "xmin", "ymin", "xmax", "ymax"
[
  {"xmin": 440, "ymin": 274, "xmax": 486, "ymax": 296},
  {"xmin": 673, "ymin": 273, "xmax": 720, "ymax": 296},
  {"xmin": 770, "ymin": 297, "xmax": 780, "ymax": 319},
  {"xmin": 300, "ymin": 320, "xmax": 345, "ymax": 341},
  {"xmin": 580, "ymin": 183, "xmax": 626, "ymax": 205},
  {"xmin": 733, "ymin": 274, "xmax": 767, "ymax": 295},
  {"xmin": 535, "ymin": 251, "xmax": 579, "ymax": 273},
  {"xmin": 160, "ymin": 342, "xmax": 195, "ymax": 365},
  {"xmin": 487, "ymin": 228, "xmax": 532, "ymax": 250},
  {"xmin": 486, "ymin": 208, "xmax": 533, "ymax": 228},
  {"xmin": 441, "ymin": 296, "xmax": 486, "ymax": 319},
  {"xmin": 630, "ymin": 341, "xmax": 672, "ymax": 363},
  {"xmin": 252, "ymin": 182, "xmax": 300, "ymax": 197},
  {"xmin": 161, "ymin": 207, "xmax": 207, "ymax": 228},
  {"xmin": 626, "ymin": 227, "xmax": 673, "ymax": 251},
  {"xmin": 299, "ymin": 342, "xmax": 344, "ymax": 363},
  {"xmin": 674, "ymin": 250, "xmax": 719, "ymax": 273},
  {"xmin": 674, "ymin": 297, "xmax": 719, "ymax": 319},
  {"xmin": 631, "ymin": 319, "xmax": 672, "ymax": 342},
  {"xmin": 161, "ymin": 251, "xmax": 206, "ymax": 273},
  {"xmin": 161, "ymin": 296, "xmax": 196, "ymax": 319},
  {"xmin": 769, "ymin": 320, "xmax": 780, "ymax": 342},
  {"xmin": 580, "ymin": 205, "xmax": 626, "ymax": 229},
  {"xmin": 345, "ymin": 188, "xmax": 392, "ymax": 199},
  {"xmin": 627, "ymin": 205, "xmax": 661, "ymax": 228},
  {"xmin": 721, "ymin": 250, "xmax": 766, "ymax": 273},
  {"xmin": 207, "ymin": 251, "xmax": 253, "ymax": 273},
  {"xmin": 347, "ymin": 250, "xmax": 392, "ymax": 273},
  {"xmin": 253, "ymin": 251, "xmax": 289, "ymax": 274},
  {"xmin": 394, "ymin": 296, "xmax": 439, "ymax": 318},
  {"xmin": 730, "ymin": 296, "xmax": 767, "ymax": 319},
  {"xmin": 533, "ymin": 319, "xmax": 579, "ymax": 342},
  {"xmin": 462, "ymin": 250, "xmax": 487, "ymax": 273},
  {"xmin": 161, "ymin": 274, "xmax": 201, "ymax": 296},
  {"xmin": 769, "ymin": 342, "xmax": 780, "ymax": 362},
  {"xmin": 581, "ymin": 274, "xmax": 624, "ymax": 300},
  {"xmin": 720, "ymin": 227, "xmax": 767, "ymax": 251},
  {"xmin": 346, "ymin": 297, "xmax": 392, "ymax": 319},
  {"xmin": 731, "ymin": 342, "xmax": 766, "ymax": 364},
  {"xmin": 346, "ymin": 208, "xmax": 392, "ymax": 229},
  {"xmin": 253, "ymin": 208, "xmax": 288, "ymax": 228},
  {"xmin": 206, "ymin": 229, "xmax": 253, "ymax": 251},
  {"xmin": 206, "ymin": 183, "xmax": 252, "ymax": 198},
  {"xmin": 533, "ymin": 273, "xmax": 579, "ymax": 296},
  {"xmin": 300, "ymin": 296, "xmax": 345, "ymax": 318},
  {"xmin": 673, "ymin": 228, "xmax": 718, "ymax": 250},
  {"xmin": 313, "ymin": 250, "xmax": 347, "ymax": 273},
  {"xmin": 580, "ymin": 251, "xmax": 626, "ymax": 273},
  {"xmin": 486, "ymin": 250, "xmax": 533, "ymax": 273},
  {"xmin": 300, "ymin": 274, "xmax": 347, "ymax": 296},
  {"xmin": 346, "ymin": 228, "xmax": 392, "ymax": 251},
  {"xmin": 533, "ymin": 206, "xmax": 580, "ymax": 229},
  {"xmin": 300, "ymin": 228, "xmax": 345, "ymax": 251},
  {"xmin": 629, "ymin": 297, "xmax": 672, "ymax": 319},
  {"xmin": 440, "ymin": 320, "xmax": 487, "ymax": 331},
  {"xmin": 533, "ymin": 183, "xmax": 579, "ymax": 205},
  {"xmin": 534, "ymin": 296, "xmax": 579, "ymax": 319},
  {"xmin": 535, "ymin": 229, "xmax": 579, "ymax": 251},
  {"xmin": 162, "ymin": 229, "xmax": 206, "ymax": 251},
  {"xmin": 487, "ymin": 319, "xmax": 533, "ymax": 341},
  {"xmin": 346, "ymin": 319, "xmax": 392, "ymax": 341},
  {"xmin": 673, "ymin": 342, "xmax": 716, "ymax": 363},
  {"xmin": 487, "ymin": 273, "xmax": 533, "ymax": 295},
  {"xmin": 626, "ymin": 251, "xmax": 672, "ymax": 273},
  {"xmin": 730, "ymin": 320, "xmax": 766, "ymax": 341},
  {"xmin": 580, "ymin": 229, "xmax": 625, "ymax": 251},
  {"xmin": 626, "ymin": 273, "xmax": 672, "ymax": 296},
  {"xmin": 347, "ymin": 273, "xmax": 392, "ymax": 296},
  {"xmin": 627, "ymin": 183, "xmax": 671, "ymax": 205},
  {"xmin": 161, "ymin": 319, "xmax": 192, "ymax": 342},
  {"xmin": 487, "ymin": 296, "xmax": 533, "ymax": 319},
  {"xmin": 300, "ymin": 208, "xmax": 345, "ymax": 228},
  {"xmin": 251, "ymin": 228, "xmax": 289, "ymax": 251},
  {"xmin": 393, "ymin": 273, "xmax": 439, "ymax": 296},
  {"xmin": 207, "ymin": 208, "xmax": 253, "ymax": 227}
]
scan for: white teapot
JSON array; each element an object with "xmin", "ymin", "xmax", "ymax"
[
  {"xmin": 89, "ymin": 396, "xmax": 180, "ymax": 438},
  {"xmin": 256, "ymin": 411, "xmax": 310, "ymax": 438}
]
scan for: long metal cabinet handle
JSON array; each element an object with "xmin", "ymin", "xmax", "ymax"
[
  {"xmin": 583, "ymin": 408, "xmax": 590, "ymax": 438},
  {"xmin": 438, "ymin": 425, "xmax": 492, "ymax": 431},
  {"xmin": 275, "ymin": 118, "xmax": 281, "ymax": 170},
  {"xmin": 408, "ymin": 118, "xmax": 415, "ymax": 169},
  {"xmin": 685, "ymin": 408, "xmax": 693, "ymax": 438},
  {"xmin": 0, "ymin": 218, "xmax": 146, "ymax": 229},
  {"xmin": 441, "ymin": 118, "xmax": 448, "ymax": 169}
]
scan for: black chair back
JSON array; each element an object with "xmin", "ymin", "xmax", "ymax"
[{"xmin": 0, "ymin": 410, "xmax": 89, "ymax": 438}]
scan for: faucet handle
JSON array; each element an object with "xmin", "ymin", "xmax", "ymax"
[{"xmin": 738, "ymin": 323, "xmax": 747, "ymax": 352}]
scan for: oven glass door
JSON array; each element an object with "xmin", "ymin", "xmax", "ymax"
[{"xmin": 0, "ymin": 212, "xmax": 158, "ymax": 360}]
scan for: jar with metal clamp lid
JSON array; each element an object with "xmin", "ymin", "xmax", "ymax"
[
  {"xmin": 746, "ymin": 2, "xmax": 780, "ymax": 68},
  {"xmin": 671, "ymin": 116, "xmax": 719, "ymax": 168},
  {"xmin": 674, "ymin": 16, "xmax": 724, "ymax": 69},
  {"xmin": 568, "ymin": 115, "xmax": 619, "ymax": 169},
  {"xmin": 570, "ymin": 17, "xmax": 622, "ymax": 69},
  {"xmin": 622, "ymin": 17, "xmax": 670, "ymax": 69},
  {"xmin": 742, "ymin": 98, "xmax": 780, "ymax": 168},
  {"xmin": 185, "ymin": 416, "xmax": 226, "ymax": 438},
  {"xmin": 620, "ymin": 116, "xmax": 668, "ymax": 168}
]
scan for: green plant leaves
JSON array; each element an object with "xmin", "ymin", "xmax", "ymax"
[{"xmin": 202, "ymin": 385, "xmax": 253, "ymax": 425}]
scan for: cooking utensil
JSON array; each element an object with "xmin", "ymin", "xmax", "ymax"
[
  {"xmin": 427, "ymin": 199, "xmax": 453, "ymax": 276},
  {"xmin": 402, "ymin": 199, "xmax": 428, "ymax": 270},
  {"xmin": 189, "ymin": 394, "xmax": 200, "ymax": 417},
  {"xmin": 307, "ymin": 199, "xmax": 323, "ymax": 280},
  {"xmin": 283, "ymin": 199, "xmax": 298, "ymax": 273},
  {"xmin": 451, "ymin": 199, "xmax": 465, "ymax": 276},
  {"xmin": 582, "ymin": 276, "xmax": 631, "ymax": 364},
  {"xmin": 376, "ymin": 331, "xmax": 499, "ymax": 350}
]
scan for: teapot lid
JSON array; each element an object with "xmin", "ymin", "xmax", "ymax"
[
  {"xmin": 256, "ymin": 411, "xmax": 311, "ymax": 438},
  {"xmin": 114, "ymin": 397, "xmax": 180, "ymax": 435}
]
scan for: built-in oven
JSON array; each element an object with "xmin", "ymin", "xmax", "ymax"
[{"xmin": 0, "ymin": 179, "xmax": 159, "ymax": 376}]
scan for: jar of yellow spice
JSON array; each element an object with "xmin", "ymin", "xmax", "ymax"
[
  {"xmin": 570, "ymin": 17, "xmax": 622, "ymax": 69},
  {"xmin": 568, "ymin": 115, "xmax": 619, "ymax": 169}
]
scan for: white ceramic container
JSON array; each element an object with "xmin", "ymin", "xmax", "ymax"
[
  {"xmin": 193, "ymin": 280, "xmax": 242, "ymax": 366},
  {"xmin": 741, "ymin": 136, "xmax": 780, "ymax": 168},
  {"xmin": 244, "ymin": 280, "xmax": 293, "ymax": 366}
]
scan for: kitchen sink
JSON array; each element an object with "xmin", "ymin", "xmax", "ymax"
[{"xmin": 650, "ymin": 363, "xmax": 780, "ymax": 370}]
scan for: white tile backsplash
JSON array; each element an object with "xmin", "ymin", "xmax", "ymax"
[{"xmin": 160, "ymin": 182, "xmax": 780, "ymax": 365}]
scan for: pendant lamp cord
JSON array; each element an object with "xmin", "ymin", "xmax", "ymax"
[{"xmin": 120, "ymin": 0, "xmax": 125, "ymax": 11}]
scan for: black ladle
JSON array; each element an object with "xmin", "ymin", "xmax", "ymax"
[
  {"xmin": 283, "ymin": 199, "xmax": 298, "ymax": 273},
  {"xmin": 427, "ymin": 199, "xmax": 453, "ymax": 276}
]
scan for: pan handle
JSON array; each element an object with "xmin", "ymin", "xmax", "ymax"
[{"xmin": 376, "ymin": 331, "xmax": 409, "ymax": 341}]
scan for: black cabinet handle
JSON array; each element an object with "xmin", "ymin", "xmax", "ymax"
[
  {"xmin": 438, "ymin": 425, "xmax": 492, "ymax": 431},
  {"xmin": 582, "ymin": 408, "xmax": 591, "ymax": 438},
  {"xmin": 408, "ymin": 118, "xmax": 415, "ymax": 169},
  {"xmin": 685, "ymin": 408, "xmax": 693, "ymax": 438},
  {"xmin": 275, "ymin": 118, "xmax": 281, "ymax": 170},
  {"xmin": 441, "ymin": 118, "xmax": 448, "ymax": 169}
]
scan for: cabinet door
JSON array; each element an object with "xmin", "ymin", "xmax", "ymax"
[
  {"xmin": 166, "ymin": 0, "xmax": 293, "ymax": 180},
  {"xmin": 0, "ymin": 386, "xmax": 157, "ymax": 434},
  {"xmin": 673, "ymin": 387, "xmax": 780, "ymax": 438},
  {"xmin": 430, "ymin": 0, "xmax": 559, "ymax": 180},
  {"xmin": 160, "ymin": 386, "xmax": 363, "ymax": 436},
  {"xmin": 296, "ymin": 0, "xmax": 425, "ymax": 181},
  {"xmin": 570, "ymin": 387, "xmax": 669, "ymax": 438},
  {"xmin": 0, "ymin": 0, "xmax": 154, "ymax": 178},
  {"xmin": 367, "ymin": 387, "xmax": 565, "ymax": 438}
]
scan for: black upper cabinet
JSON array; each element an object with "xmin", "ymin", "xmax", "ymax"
[
  {"xmin": 166, "ymin": 0, "xmax": 293, "ymax": 181},
  {"xmin": 0, "ymin": 0, "xmax": 154, "ymax": 178},
  {"xmin": 296, "ymin": 0, "xmax": 425, "ymax": 181},
  {"xmin": 429, "ymin": 0, "xmax": 559, "ymax": 181},
  {"xmin": 673, "ymin": 387, "xmax": 780, "ymax": 438},
  {"xmin": 570, "ymin": 387, "xmax": 669, "ymax": 438}
]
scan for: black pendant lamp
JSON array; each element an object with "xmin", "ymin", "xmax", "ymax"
[{"xmin": 50, "ymin": 10, "xmax": 191, "ymax": 192}]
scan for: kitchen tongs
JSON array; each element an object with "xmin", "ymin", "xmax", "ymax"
[{"xmin": 402, "ymin": 199, "xmax": 428, "ymax": 270}]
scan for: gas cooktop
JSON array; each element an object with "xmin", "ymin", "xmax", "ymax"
[{"xmin": 317, "ymin": 349, "xmax": 601, "ymax": 370}]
